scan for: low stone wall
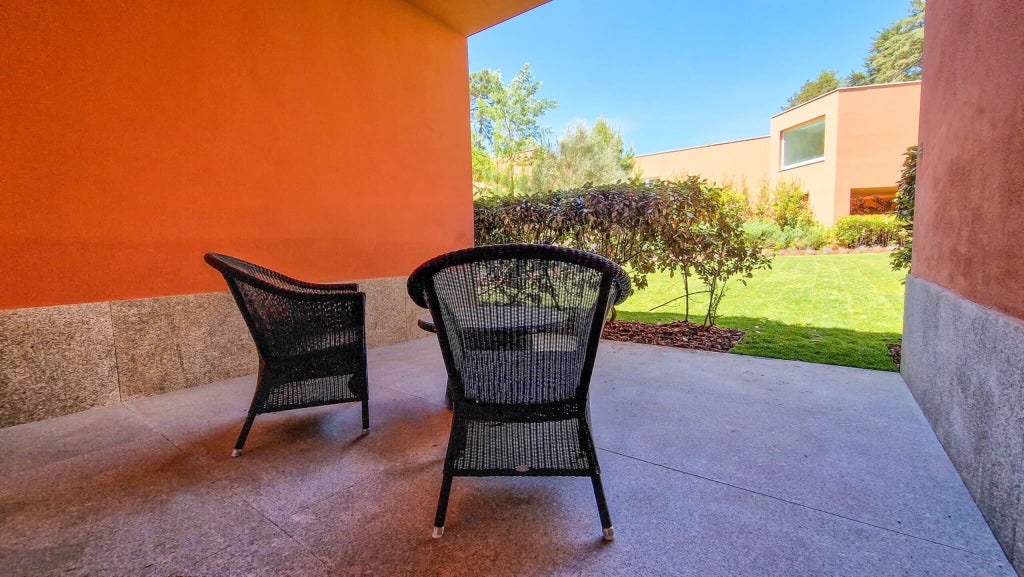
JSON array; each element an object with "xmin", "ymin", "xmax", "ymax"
[
  {"xmin": 902, "ymin": 274, "xmax": 1024, "ymax": 570},
  {"xmin": 0, "ymin": 276, "xmax": 425, "ymax": 428}
]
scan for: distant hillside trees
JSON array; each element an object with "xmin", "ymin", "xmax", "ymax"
[
  {"xmin": 529, "ymin": 118, "xmax": 635, "ymax": 193},
  {"xmin": 470, "ymin": 64, "xmax": 557, "ymax": 196},
  {"xmin": 785, "ymin": 71, "xmax": 843, "ymax": 109},
  {"xmin": 470, "ymin": 65, "xmax": 633, "ymax": 197}
]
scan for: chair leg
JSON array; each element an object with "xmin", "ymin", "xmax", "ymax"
[
  {"xmin": 433, "ymin": 474, "xmax": 454, "ymax": 538},
  {"xmin": 232, "ymin": 411, "xmax": 258, "ymax": 457},
  {"xmin": 591, "ymin": 474, "xmax": 615, "ymax": 541},
  {"xmin": 360, "ymin": 396, "xmax": 370, "ymax": 435}
]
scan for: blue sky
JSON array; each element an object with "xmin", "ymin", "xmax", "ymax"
[{"xmin": 469, "ymin": 0, "xmax": 910, "ymax": 156}]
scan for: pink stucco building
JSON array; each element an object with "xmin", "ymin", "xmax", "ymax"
[{"xmin": 635, "ymin": 81, "xmax": 922, "ymax": 225}]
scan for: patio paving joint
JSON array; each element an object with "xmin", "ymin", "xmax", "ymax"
[
  {"xmin": 596, "ymin": 446, "xmax": 1004, "ymax": 562},
  {"xmin": 372, "ymin": 382, "xmax": 450, "ymax": 410},
  {"xmin": 228, "ymin": 493, "xmax": 335, "ymax": 573},
  {"xmin": 251, "ymin": 462, "xmax": 381, "ymax": 522},
  {"xmin": 122, "ymin": 401, "xmax": 192, "ymax": 458}
]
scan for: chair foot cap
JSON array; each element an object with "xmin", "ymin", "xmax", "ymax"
[
  {"xmin": 603, "ymin": 527, "xmax": 615, "ymax": 541},
  {"xmin": 432, "ymin": 526, "xmax": 444, "ymax": 539},
  {"xmin": 231, "ymin": 449, "xmax": 242, "ymax": 458},
  {"xmin": 361, "ymin": 428, "xmax": 370, "ymax": 436}
]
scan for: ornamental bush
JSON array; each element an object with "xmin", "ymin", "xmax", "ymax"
[
  {"xmin": 473, "ymin": 178, "xmax": 771, "ymax": 324},
  {"xmin": 890, "ymin": 146, "xmax": 917, "ymax": 271},
  {"xmin": 741, "ymin": 220, "xmax": 829, "ymax": 250},
  {"xmin": 830, "ymin": 215, "xmax": 905, "ymax": 248},
  {"xmin": 658, "ymin": 178, "xmax": 770, "ymax": 324},
  {"xmin": 475, "ymin": 181, "xmax": 664, "ymax": 289},
  {"xmin": 748, "ymin": 179, "xmax": 817, "ymax": 229}
]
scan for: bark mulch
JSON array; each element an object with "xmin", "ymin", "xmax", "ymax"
[
  {"xmin": 604, "ymin": 320, "xmax": 903, "ymax": 370},
  {"xmin": 602, "ymin": 320, "xmax": 745, "ymax": 353},
  {"xmin": 887, "ymin": 344, "xmax": 902, "ymax": 369}
]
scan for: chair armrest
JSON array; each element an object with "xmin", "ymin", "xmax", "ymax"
[
  {"xmin": 323, "ymin": 282, "xmax": 358, "ymax": 291},
  {"xmin": 273, "ymin": 286, "xmax": 365, "ymax": 302},
  {"xmin": 610, "ymin": 270, "xmax": 632, "ymax": 306},
  {"xmin": 288, "ymin": 280, "xmax": 359, "ymax": 292}
]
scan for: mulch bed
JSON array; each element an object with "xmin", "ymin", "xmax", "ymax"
[
  {"xmin": 602, "ymin": 320, "xmax": 745, "ymax": 353},
  {"xmin": 604, "ymin": 321, "xmax": 903, "ymax": 370},
  {"xmin": 887, "ymin": 344, "xmax": 902, "ymax": 369}
]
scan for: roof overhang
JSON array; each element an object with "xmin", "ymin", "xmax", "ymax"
[{"xmin": 405, "ymin": 0, "xmax": 550, "ymax": 36}]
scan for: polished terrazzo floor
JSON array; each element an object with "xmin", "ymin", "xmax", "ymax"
[{"xmin": 0, "ymin": 337, "xmax": 1013, "ymax": 576}]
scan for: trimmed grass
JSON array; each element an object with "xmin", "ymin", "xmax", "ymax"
[{"xmin": 616, "ymin": 252, "xmax": 905, "ymax": 371}]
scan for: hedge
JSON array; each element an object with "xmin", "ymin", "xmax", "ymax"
[
  {"xmin": 474, "ymin": 179, "xmax": 771, "ymax": 324},
  {"xmin": 830, "ymin": 215, "xmax": 906, "ymax": 248}
]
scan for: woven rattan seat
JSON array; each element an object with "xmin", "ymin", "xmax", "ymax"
[
  {"xmin": 408, "ymin": 243, "xmax": 631, "ymax": 541},
  {"xmin": 205, "ymin": 253, "xmax": 369, "ymax": 457}
]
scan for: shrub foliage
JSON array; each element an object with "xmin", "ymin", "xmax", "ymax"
[
  {"xmin": 748, "ymin": 179, "xmax": 817, "ymax": 229},
  {"xmin": 474, "ymin": 179, "xmax": 772, "ymax": 325},
  {"xmin": 742, "ymin": 221, "xmax": 829, "ymax": 250},
  {"xmin": 831, "ymin": 215, "xmax": 905, "ymax": 248},
  {"xmin": 890, "ymin": 146, "xmax": 917, "ymax": 271}
]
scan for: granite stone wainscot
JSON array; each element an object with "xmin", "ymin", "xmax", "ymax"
[
  {"xmin": 902, "ymin": 274, "xmax": 1024, "ymax": 571},
  {"xmin": 0, "ymin": 302, "xmax": 120, "ymax": 427},
  {"xmin": 0, "ymin": 276, "xmax": 425, "ymax": 428}
]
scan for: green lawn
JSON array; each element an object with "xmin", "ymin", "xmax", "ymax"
[{"xmin": 616, "ymin": 252, "xmax": 906, "ymax": 371}]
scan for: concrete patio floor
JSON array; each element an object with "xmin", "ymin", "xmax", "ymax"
[{"xmin": 0, "ymin": 337, "xmax": 1013, "ymax": 577}]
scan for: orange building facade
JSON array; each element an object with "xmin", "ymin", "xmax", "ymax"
[
  {"xmin": 633, "ymin": 136, "xmax": 771, "ymax": 193},
  {"xmin": 635, "ymin": 82, "xmax": 921, "ymax": 225},
  {"xmin": 0, "ymin": 0, "xmax": 547, "ymax": 427},
  {"xmin": 1, "ymin": 0, "xmax": 548, "ymax": 309}
]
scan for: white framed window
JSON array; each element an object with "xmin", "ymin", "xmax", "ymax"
[{"xmin": 781, "ymin": 117, "xmax": 825, "ymax": 169}]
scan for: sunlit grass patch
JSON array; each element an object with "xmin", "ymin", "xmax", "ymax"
[{"xmin": 617, "ymin": 252, "xmax": 905, "ymax": 371}]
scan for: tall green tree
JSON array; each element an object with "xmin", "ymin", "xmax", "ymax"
[
  {"xmin": 784, "ymin": 70, "xmax": 842, "ymax": 109},
  {"xmin": 844, "ymin": 70, "xmax": 872, "ymax": 87},
  {"xmin": 469, "ymin": 64, "xmax": 557, "ymax": 196},
  {"xmin": 784, "ymin": 0, "xmax": 925, "ymax": 108},
  {"xmin": 865, "ymin": 0, "xmax": 925, "ymax": 83},
  {"xmin": 530, "ymin": 118, "xmax": 635, "ymax": 192}
]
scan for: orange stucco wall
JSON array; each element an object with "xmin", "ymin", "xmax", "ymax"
[
  {"xmin": 834, "ymin": 83, "xmax": 921, "ymax": 221},
  {"xmin": 914, "ymin": 0, "xmax": 1024, "ymax": 320},
  {"xmin": 770, "ymin": 95, "xmax": 840, "ymax": 224},
  {"xmin": 633, "ymin": 137, "xmax": 771, "ymax": 190},
  {"xmin": 0, "ymin": 0, "xmax": 473, "ymax": 309}
]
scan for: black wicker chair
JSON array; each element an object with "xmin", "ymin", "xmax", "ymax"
[
  {"xmin": 205, "ymin": 253, "xmax": 369, "ymax": 457},
  {"xmin": 407, "ymin": 244, "xmax": 631, "ymax": 541}
]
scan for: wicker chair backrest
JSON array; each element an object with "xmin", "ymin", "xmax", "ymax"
[{"xmin": 409, "ymin": 244, "xmax": 631, "ymax": 406}]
